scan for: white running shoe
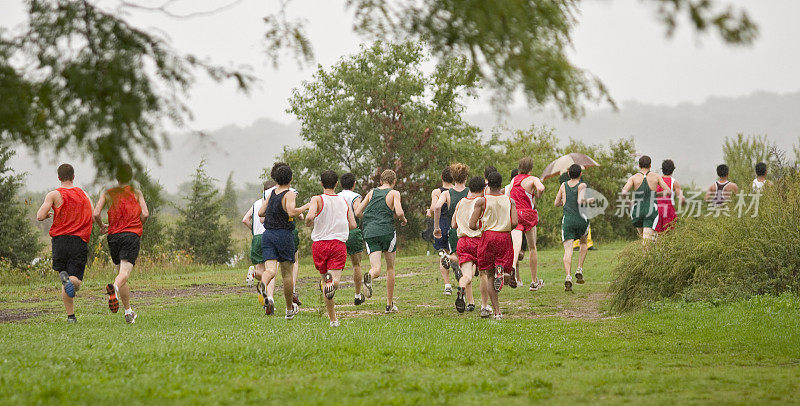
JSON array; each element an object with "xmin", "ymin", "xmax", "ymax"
[
  {"xmin": 443, "ymin": 285, "xmax": 452, "ymax": 295},
  {"xmin": 565, "ymin": 275, "xmax": 573, "ymax": 292},
  {"xmin": 329, "ymin": 320, "xmax": 340, "ymax": 327},
  {"xmin": 480, "ymin": 306, "xmax": 492, "ymax": 318},
  {"xmin": 493, "ymin": 313, "xmax": 503, "ymax": 320},
  {"xmin": 575, "ymin": 268, "xmax": 585, "ymax": 284},
  {"xmin": 285, "ymin": 303, "xmax": 299, "ymax": 320},
  {"xmin": 385, "ymin": 303, "xmax": 399, "ymax": 314},
  {"xmin": 246, "ymin": 266, "xmax": 255, "ymax": 287},
  {"xmin": 529, "ymin": 279, "xmax": 544, "ymax": 291},
  {"xmin": 124, "ymin": 310, "xmax": 137, "ymax": 324}
]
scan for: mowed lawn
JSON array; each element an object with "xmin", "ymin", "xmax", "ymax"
[{"xmin": 1, "ymin": 242, "xmax": 799, "ymax": 405}]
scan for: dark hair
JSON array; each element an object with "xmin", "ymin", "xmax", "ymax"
[
  {"xmin": 484, "ymin": 165, "xmax": 498, "ymax": 179},
  {"xmin": 263, "ymin": 180, "xmax": 276, "ymax": 190},
  {"xmin": 661, "ymin": 159, "xmax": 675, "ymax": 176},
  {"xmin": 518, "ymin": 157, "xmax": 533, "ymax": 174},
  {"xmin": 755, "ymin": 162, "xmax": 767, "ymax": 177},
  {"xmin": 270, "ymin": 162, "xmax": 289, "ymax": 180},
  {"xmin": 717, "ymin": 164, "xmax": 729, "ymax": 178},
  {"xmin": 486, "ymin": 171, "xmax": 503, "ymax": 189},
  {"xmin": 568, "ymin": 164, "xmax": 582, "ymax": 179},
  {"xmin": 273, "ymin": 165, "xmax": 292, "ymax": 185},
  {"xmin": 468, "ymin": 176, "xmax": 485, "ymax": 193},
  {"xmin": 57, "ymin": 163, "xmax": 74, "ymax": 181},
  {"xmin": 510, "ymin": 168, "xmax": 519, "ymax": 178},
  {"xmin": 116, "ymin": 163, "xmax": 133, "ymax": 183},
  {"xmin": 638, "ymin": 155, "xmax": 651, "ymax": 169},
  {"xmin": 340, "ymin": 172, "xmax": 356, "ymax": 190},
  {"xmin": 321, "ymin": 170, "xmax": 338, "ymax": 189},
  {"xmin": 441, "ymin": 166, "xmax": 453, "ymax": 184}
]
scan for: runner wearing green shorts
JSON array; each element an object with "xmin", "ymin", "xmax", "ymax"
[
  {"xmin": 555, "ymin": 164, "xmax": 592, "ymax": 291},
  {"xmin": 339, "ymin": 172, "xmax": 366, "ymax": 305},
  {"xmin": 433, "ymin": 163, "xmax": 473, "ymax": 306},
  {"xmin": 355, "ymin": 169, "xmax": 407, "ymax": 313},
  {"xmin": 622, "ymin": 155, "xmax": 669, "ymax": 241}
]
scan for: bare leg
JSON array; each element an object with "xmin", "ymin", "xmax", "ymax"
[
  {"xmin": 62, "ymin": 277, "xmax": 82, "ymax": 315},
  {"xmin": 280, "ymin": 261, "xmax": 294, "ymax": 310},
  {"xmin": 115, "ymin": 260, "xmax": 134, "ymax": 310},
  {"xmin": 322, "ymin": 269, "xmax": 342, "ymax": 322},
  {"xmin": 577, "ymin": 235, "xmax": 589, "ymax": 269},
  {"xmin": 385, "ymin": 252, "xmax": 396, "ymax": 306},
  {"xmin": 511, "ymin": 229, "xmax": 523, "ymax": 272},
  {"xmin": 351, "ymin": 252, "xmax": 363, "ymax": 295},
  {"xmin": 562, "ymin": 240, "xmax": 574, "ymax": 277},
  {"xmin": 292, "ymin": 252, "xmax": 300, "ymax": 293},
  {"xmin": 460, "ymin": 262, "xmax": 476, "ymax": 305},
  {"xmin": 482, "ymin": 271, "xmax": 501, "ymax": 315},
  {"xmin": 642, "ymin": 227, "xmax": 656, "ymax": 242},
  {"xmin": 526, "ymin": 228, "xmax": 538, "ymax": 283},
  {"xmin": 478, "ymin": 270, "xmax": 489, "ymax": 308},
  {"xmin": 439, "ymin": 263, "xmax": 450, "ymax": 286},
  {"xmin": 253, "ymin": 263, "xmax": 265, "ymax": 279},
  {"xmin": 262, "ymin": 260, "xmax": 278, "ymax": 294},
  {"xmin": 368, "ymin": 251, "xmax": 383, "ymax": 279}
]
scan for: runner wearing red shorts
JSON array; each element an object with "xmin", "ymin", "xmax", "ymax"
[
  {"xmin": 655, "ymin": 159, "xmax": 685, "ymax": 233},
  {"xmin": 306, "ymin": 170, "xmax": 357, "ymax": 327},
  {"xmin": 469, "ymin": 171, "xmax": 518, "ymax": 320},
  {"xmin": 449, "ymin": 176, "xmax": 486, "ymax": 314},
  {"xmin": 508, "ymin": 157, "xmax": 545, "ymax": 291}
]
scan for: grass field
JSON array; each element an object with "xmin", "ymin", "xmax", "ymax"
[{"xmin": 1, "ymin": 242, "xmax": 799, "ymax": 405}]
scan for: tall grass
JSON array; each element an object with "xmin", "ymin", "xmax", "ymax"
[{"xmin": 611, "ymin": 173, "xmax": 800, "ymax": 312}]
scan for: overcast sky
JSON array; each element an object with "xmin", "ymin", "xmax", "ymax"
[{"xmin": 2, "ymin": 0, "xmax": 799, "ymax": 130}]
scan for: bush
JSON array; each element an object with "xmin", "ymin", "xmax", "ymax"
[
  {"xmin": 610, "ymin": 172, "xmax": 800, "ymax": 312},
  {"xmin": 0, "ymin": 146, "xmax": 43, "ymax": 268}
]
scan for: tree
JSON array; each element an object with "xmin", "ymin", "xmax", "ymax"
[
  {"xmin": 220, "ymin": 172, "xmax": 239, "ymax": 222},
  {"xmin": 722, "ymin": 134, "xmax": 777, "ymax": 189},
  {"xmin": 0, "ymin": 146, "xmax": 43, "ymax": 267},
  {"xmin": 171, "ymin": 161, "xmax": 232, "ymax": 264},
  {"xmin": 136, "ymin": 171, "xmax": 167, "ymax": 255},
  {"xmin": 283, "ymin": 41, "xmax": 484, "ymax": 237}
]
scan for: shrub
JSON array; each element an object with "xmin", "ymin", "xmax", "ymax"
[{"xmin": 0, "ymin": 147, "xmax": 43, "ymax": 268}]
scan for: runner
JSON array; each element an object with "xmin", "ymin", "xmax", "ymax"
[
  {"xmin": 258, "ymin": 164, "xmax": 309, "ymax": 320},
  {"xmin": 621, "ymin": 155, "xmax": 670, "ymax": 241},
  {"xmin": 449, "ymin": 176, "xmax": 487, "ymax": 314},
  {"xmin": 242, "ymin": 181, "xmax": 278, "ymax": 314},
  {"xmin": 263, "ymin": 162, "xmax": 303, "ymax": 308},
  {"xmin": 429, "ymin": 167, "xmax": 454, "ymax": 295},
  {"xmin": 705, "ymin": 164, "xmax": 739, "ymax": 205},
  {"xmin": 305, "ymin": 170, "xmax": 357, "ymax": 327},
  {"xmin": 508, "ymin": 157, "xmax": 545, "ymax": 291},
  {"xmin": 554, "ymin": 164, "xmax": 591, "ymax": 291},
  {"xmin": 338, "ymin": 172, "xmax": 367, "ymax": 305},
  {"xmin": 36, "ymin": 164, "xmax": 93, "ymax": 323},
  {"xmin": 655, "ymin": 159, "xmax": 685, "ymax": 233},
  {"xmin": 433, "ymin": 163, "xmax": 473, "ymax": 311},
  {"xmin": 505, "ymin": 168, "xmax": 528, "ymax": 261},
  {"xmin": 752, "ymin": 162, "xmax": 771, "ymax": 192},
  {"xmin": 93, "ymin": 164, "xmax": 148, "ymax": 323},
  {"xmin": 355, "ymin": 169, "xmax": 408, "ymax": 314},
  {"xmin": 469, "ymin": 171, "xmax": 518, "ymax": 320}
]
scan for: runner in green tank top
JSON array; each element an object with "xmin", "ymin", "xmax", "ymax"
[
  {"xmin": 622, "ymin": 155, "xmax": 669, "ymax": 241},
  {"xmin": 355, "ymin": 169, "xmax": 407, "ymax": 313},
  {"xmin": 555, "ymin": 164, "xmax": 591, "ymax": 291}
]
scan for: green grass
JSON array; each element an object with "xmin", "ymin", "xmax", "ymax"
[{"xmin": 1, "ymin": 242, "xmax": 799, "ymax": 405}]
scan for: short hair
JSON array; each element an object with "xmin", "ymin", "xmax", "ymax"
[
  {"xmin": 263, "ymin": 180, "xmax": 276, "ymax": 190},
  {"xmin": 638, "ymin": 155, "xmax": 651, "ymax": 169},
  {"xmin": 270, "ymin": 162, "xmax": 289, "ymax": 180},
  {"xmin": 321, "ymin": 170, "xmax": 338, "ymax": 189},
  {"xmin": 484, "ymin": 165, "xmax": 498, "ymax": 179},
  {"xmin": 486, "ymin": 171, "xmax": 503, "ymax": 189},
  {"xmin": 568, "ymin": 164, "xmax": 582, "ymax": 179},
  {"xmin": 449, "ymin": 163, "xmax": 469, "ymax": 184},
  {"xmin": 510, "ymin": 168, "xmax": 518, "ymax": 178},
  {"xmin": 717, "ymin": 164, "xmax": 729, "ymax": 178},
  {"xmin": 518, "ymin": 157, "xmax": 533, "ymax": 174},
  {"xmin": 661, "ymin": 159, "xmax": 675, "ymax": 176},
  {"xmin": 380, "ymin": 169, "xmax": 396, "ymax": 185},
  {"xmin": 57, "ymin": 164, "xmax": 74, "ymax": 181},
  {"xmin": 468, "ymin": 176, "xmax": 485, "ymax": 193},
  {"xmin": 441, "ymin": 166, "xmax": 453, "ymax": 184},
  {"xmin": 340, "ymin": 172, "xmax": 356, "ymax": 190},
  {"xmin": 273, "ymin": 165, "xmax": 292, "ymax": 186},
  {"xmin": 755, "ymin": 162, "xmax": 767, "ymax": 177},
  {"xmin": 115, "ymin": 163, "xmax": 133, "ymax": 184}
]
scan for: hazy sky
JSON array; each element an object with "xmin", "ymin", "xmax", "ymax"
[{"xmin": 2, "ymin": 0, "xmax": 799, "ymax": 130}]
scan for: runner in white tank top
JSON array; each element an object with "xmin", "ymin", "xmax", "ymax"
[{"xmin": 311, "ymin": 194, "xmax": 351, "ymax": 242}]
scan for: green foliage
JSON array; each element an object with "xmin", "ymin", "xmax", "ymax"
[
  {"xmin": 171, "ymin": 161, "xmax": 232, "ymax": 264},
  {"xmin": 136, "ymin": 171, "xmax": 168, "ymax": 256},
  {"xmin": 611, "ymin": 173, "xmax": 800, "ymax": 312},
  {"xmin": 220, "ymin": 172, "xmax": 239, "ymax": 222},
  {"xmin": 0, "ymin": 146, "xmax": 42, "ymax": 267},
  {"xmin": 722, "ymin": 133, "xmax": 777, "ymax": 189}
]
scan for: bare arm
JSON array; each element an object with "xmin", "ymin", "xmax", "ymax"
[
  {"xmin": 432, "ymin": 191, "xmax": 449, "ymax": 238},
  {"xmin": 554, "ymin": 184, "xmax": 565, "ymax": 207},
  {"xmin": 242, "ymin": 206, "xmax": 254, "ymax": 230},
  {"xmin": 92, "ymin": 191, "xmax": 107, "ymax": 225},
  {"xmin": 510, "ymin": 200, "xmax": 518, "ymax": 229},
  {"xmin": 578, "ymin": 183, "xmax": 594, "ymax": 204},
  {"xmin": 524, "ymin": 176, "xmax": 545, "ymax": 198},
  {"xmin": 137, "ymin": 190, "xmax": 149, "ymax": 224},
  {"xmin": 355, "ymin": 190, "xmax": 372, "ymax": 218},
  {"xmin": 427, "ymin": 189, "xmax": 441, "ymax": 217},
  {"xmin": 621, "ymin": 176, "xmax": 635, "ymax": 195},
  {"xmin": 729, "ymin": 183, "xmax": 740, "ymax": 196},
  {"xmin": 656, "ymin": 175, "xmax": 670, "ymax": 196},
  {"xmin": 36, "ymin": 191, "xmax": 57, "ymax": 221},
  {"xmin": 705, "ymin": 184, "xmax": 716, "ymax": 202},
  {"xmin": 283, "ymin": 191, "xmax": 306, "ymax": 217},
  {"xmin": 673, "ymin": 180, "xmax": 686, "ymax": 205},
  {"xmin": 304, "ymin": 196, "xmax": 320, "ymax": 227},
  {"xmin": 391, "ymin": 190, "xmax": 407, "ymax": 226},
  {"xmin": 450, "ymin": 202, "xmax": 458, "ymax": 229},
  {"xmin": 468, "ymin": 198, "xmax": 485, "ymax": 230},
  {"xmin": 258, "ymin": 197, "xmax": 268, "ymax": 217},
  {"xmin": 347, "ymin": 205, "xmax": 357, "ymax": 230}
]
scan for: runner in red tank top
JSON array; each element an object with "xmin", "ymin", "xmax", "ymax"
[
  {"xmin": 93, "ymin": 164, "xmax": 149, "ymax": 323},
  {"xmin": 507, "ymin": 157, "xmax": 545, "ymax": 291},
  {"xmin": 655, "ymin": 159, "xmax": 685, "ymax": 233},
  {"xmin": 36, "ymin": 164, "xmax": 94, "ymax": 323}
]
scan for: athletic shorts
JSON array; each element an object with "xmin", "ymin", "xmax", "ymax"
[
  {"xmin": 477, "ymin": 230, "xmax": 513, "ymax": 272},
  {"xmin": 292, "ymin": 228, "xmax": 300, "ymax": 254},
  {"xmin": 262, "ymin": 229, "xmax": 296, "ymax": 263},
  {"xmin": 346, "ymin": 229, "xmax": 364, "ymax": 255},
  {"xmin": 561, "ymin": 216, "xmax": 590, "ymax": 242},
  {"xmin": 515, "ymin": 208, "xmax": 539, "ymax": 232},
  {"xmin": 433, "ymin": 222, "xmax": 451, "ymax": 252},
  {"xmin": 250, "ymin": 234, "xmax": 264, "ymax": 264},
  {"xmin": 365, "ymin": 232, "xmax": 397, "ymax": 254},
  {"xmin": 107, "ymin": 232, "xmax": 141, "ymax": 265},
  {"xmin": 456, "ymin": 236, "xmax": 481, "ymax": 266},
  {"xmin": 52, "ymin": 235, "xmax": 88, "ymax": 281},
  {"xmin": 631, "ymin": 204, "xmax": 659, "ymax": 229},
  {"xmin": 312, "ymin": 240, "xmax": 347, "ymax": 273},
  {"xmin": 447, "ymin": 228, "xmax": 459, "ymax": 255}
]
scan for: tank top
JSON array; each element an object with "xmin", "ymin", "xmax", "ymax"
[
  {"xmin": 509, "ymin": 174, "xmax": 534, "ymax": 211},
  {"xmin": 264, "ymin": 189, "xmax": 294, "ymax": 230},
  {"xmin": 712, "ymin": 181, "xmax": 730, "ymax": 206},
  {"xmin": 656, "ymin": 176, "xmax": 675, "ymax": 208},
  {"xmin": 632, "ymin": 172, "xmax": 654, "ymax": 216},
  {"xmin": 446, "ymin": 187, "xmax": 469, "ymax": 219},
  {"xmin": 106, "ymin": 185, "xmax": 143, "ymax": 236},
  {"xmin": 437, "ymin": 186, "xmax": 450, "ymax": 228},
  {"xmin": 455, "ymin": 197, "xmax": 482, "ymax": 238},
  {"xmin": 251, "ymin": 198, "xmax": 265, "ymax": 236},
  {"xmin": 752, "ymin": 178, "xmax": 765, "ymax": 192},
  {"xmin": 481, "ymin": 194, "xmax": 513, "ymax": 232},
  {"xmin": 563, "ymin": 181, "xmax": 584, "ymax": 219},
  {"xmin": 338, "ymin": 189, "xmax": 362, "ymax": 227},
  {"xmin": 363, "ymin": 188, "xmax": 394, "ymax": 238},
  {"xmin": 311, "ymin": 194, "xmax": 350, "ymax": 242},
  {"xmin": 50, "ymin": 187, "xmax": 93, "ymax": 242}
]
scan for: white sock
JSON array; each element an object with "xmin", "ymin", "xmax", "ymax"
[
  {"xmin": 124, "ymin": 308, "xmax": 133, "ymax": 315},
  {"xmin": 577, "ymin": 267, "xmax": 583, "ymax": 273},
  {"xmin": 355, "ymin": 293, "xmax": 360, "ymax": 298},
  {"xmin": 445, "ymin": 284, "xmax": 452, "ymax": 289},
  {"xmin": 267, "ymin": 296, "xmax": 273, "ymax": 301},
  {"xmin": 113, "ymin": 284, "xmax": 119, "ymax": 294}
]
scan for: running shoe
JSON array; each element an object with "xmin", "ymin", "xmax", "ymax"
[
  {"xmin": 329, "ymin": 320, "xmax": 340, "ymax": 327},
  {"xmin": 67, "ymin": 315, "xmax": 77, "ymax": 324},
  {"xmin": 246, "ymin": 266, "xmax": 255, "ymax": 287},
  {"xmin": 286, "ymin": 303, "xmax": 299, "ymax": 320},
  {"xmin": 452, "ymin": 261, "xmax": 463, "ymax": 284},
  {"xmin": 493, "ymin": 266, "xmax": 504, "ymax": 292},
  {"xmin": 59, "ymin": 271, "xmax": 75, "ymax": 298},
  {"xmin": 438, "ymin": 249, "xmax": 451, "ymax": 270},
  {"xmin": 494, "ymin": 313, "xmax": 503, "ymax": 320},
  {"xmin": 124, "ymin": 310, "xmax": 137, "ymax": 324},
  {"xmin": 444, "ymin": 285, "xmax": 452, "ymax": 296},
  {"xmin": 354, "ymin": 293, "xmax": 366, "ymax": 306},
  {"xmin": 106, "ymin": 283, "xmax": 119, "ymax": 313},
  {"xmin": 265, "ymin": 297, "xmax": 275, "ymax": 316},
  {"xmin": 466, "ymin": 304, "xmax": 476, "ymax": 312},
  {"xmin": 474, "ymin": 269, "xmax": 479, "ymax": 277},
  {"xmin": 293, "ymin": 292, "xmax": 302, "ymax": 306},
  {"xmin": 575, "ymin": 268, "xmax": 585, "ymax": 284},
  {"xmin": 529, "ymin": 279, "xmax": 544, "ymax": 291},
  {"xmin": 455, "ymin": 287, "xmax": 466, "ymax": 313},
  {"xmin": 257, "ymin": 281, "xmax": 267, "ymax": 307},
  {"xmin": 480, "ymin": 307, "xmax": 492, "ymax": 318},
  {"xmin": 565, "ymin": 275, "xmax": 573, "ymax": 292},
  {"xmin": 321, "ymin": 273, "xmax": 336, "ymax": 300},
  {"xmin": 385, "ymin": 302, "xmax": 399, "ymax": 314},
  {"xmin": 363, "ymin": 273, "xmax": 373, "ymax": 298},
  {"xmin": 507, "ymin": 268, "xmax": 517, "ymax": 288}
]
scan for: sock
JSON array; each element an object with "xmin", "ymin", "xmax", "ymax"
[
  {"xmin": 125, "ymin": 308, "xmax": 133, "ymax": 315},
  {"xmin": 355, "ymin": 293, "xmax": 360, "ymax": 299},
  {"xmin": 113, "ymin": 284, "xmax": 119, "ymax": 294},
  {"xmin": 445, "ymin": 283, "xmax": 452, "ymax": 289},
  {"xmin": 267, "ymin": 296, "xmax": 273, "ymax": 301},
  {"xmin": 577, "ymin": 267, "xmax": 583, "ymax": 272}
]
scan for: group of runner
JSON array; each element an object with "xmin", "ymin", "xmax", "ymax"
[{"xmin": 36, "ymin": 156, "xmax": 771, "ymax": 325}]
